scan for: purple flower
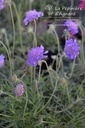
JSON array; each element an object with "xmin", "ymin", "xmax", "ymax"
[
  {"xmin": 23, "ymin": 9, "xmax": 44, "ymax": 25},
  {"xmin": 64, "ymin": 39, "xmax": 80, "ymax": 60},
  {"xmin": 0, "ymin": 54, "xmax": 5, "ymax": 68},
  {"xmin": 65, "ymin": 20, "xmax": 79, "ymax": 34},
  {"xmin": 15, "ymin": 84, "xmax": 24, "ymax": 97},
  {"xmin": 27, "ymin": 45, "xmax": 48, "ymax": 66},
  {"xmin": 79, "ymin": 0, "xmax": 85, "ymax": 10},
  {"xmin": 0, "ymin": 0, "xmax": 6, "ymax": 10}
]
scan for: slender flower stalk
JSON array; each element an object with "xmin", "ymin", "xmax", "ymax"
[
  {"xmin": 12, "ymin": 1, "xmax": 23, "ymax": 54},
  {"xmin": 0, "ymin": 41, "xmax": 12, "ymax": 75},
  {"xmin": 33, "ymin": 19, "xmax": 37, "ymax": 47},
  {"xmin": 9, "ymin": 3, "xmax": 15, "ymax": 72}
]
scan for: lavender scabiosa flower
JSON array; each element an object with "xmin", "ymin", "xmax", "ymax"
[
  {"xmin": 23, "ymin": 9, "xmax": 44, "ymax": 25},
  {"xmin": 65, "ymin": 20, "xmax": 79, "ymax": 34},
  {"xmin": 15, "ymin": 84, "xmax": 24, "ymax": 97},
  {"xmin": 0, "ymin": 0, "xmax": 6, "ymax": 10},
  {"xmin": 0, "ymin": 54, "xmax": 5, "ymax": 68},
  {"xmin": 27, "ymin": 45, "xmax": 48, "ymax": 66},
  {"xmin": 64, "ymin": 39, "xmax": 80, "ymax": 60}
]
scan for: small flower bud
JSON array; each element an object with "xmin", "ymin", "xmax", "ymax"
[
  {"xmin": 15, "ymin": 84, "xmax": 24, "ymax": 97},
  {"xmin": 11, "ymin": 74, "xmax": 17, "ymax": 83}
]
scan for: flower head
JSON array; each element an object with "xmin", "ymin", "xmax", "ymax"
[
  {"xmin": 0, "ymin": 54, "xmax": 5, "ymax": 68},
  {"xmin": 65, "ymin": 20, "xmax": 79, "ymax": 34},
  {"xmin": 15, "ymin": 84, "xmax": 24, "ymax": 97},
  {"xmin": 23, "ymin": 9, "xmax": 44, "ymax": 25},
  {"xmin": 64, "ymin": 39, "xmax": 80, "ymax": 60},
  {"xmin": 0, "ymin": 0, "xmax": 6, "ymax": 10},
  {"xmin": 27, "ymin": 45, "xmax": 48, "ymax": 66},
  {"xmin": 79, "ymin": 0, "xmax": 85, "ymax": 10}
]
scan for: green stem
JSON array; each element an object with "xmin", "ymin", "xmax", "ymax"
[
  {"xmin": 56, "ymin": 54, "xmax": 64, "ymax": 72},
  {"xmin": 3, "ymin": 92, "xmax": 20, "ymax": 101},
  {"xmin": 0, "ymin": 41, "xmax": 12, "ymax": 76},
  {"xmin": 30, "ymin": 66, "xmax": 33, "ymax": 85},
  {"xmin": 65, "ymin": 83, "xmax": 70, "ymax": 103},
  {"xmin": 17, "ymin": 79, "xmax": 28, "ymax": 119},
  {"xmin": 9, "ymin": 4, "xmax": 15, "ymax": 72},
  {"xmin": 33, "ymin": 19, "xmax": 37, "ymax": 47},
  {"xmin": 9, "ymin": 4, "xmax": 15, "ymax": 54},
  {"xmin": 12, "ymin": 1, "xmax": 23, "ymax": 51},
  {"xmin": 66, "ymin": 59, "xmax": 75, "ymax": 79},
  {"xmin": 77, "ymin": 23, "xmax": 84, "ymax": 63},
  {"xmin": 54, "ymin": 29, "xmax": 60, "ymax": 53},
  {"xmin": 75, "ymin": 78, "xmax": 85, "ymax": 96},
  {"xmin": 37, "ymin": 80, "xmax": 57, "ymax": 114},
  {"xmin": 0, "ymin": 72, "xmax": 10, "ymax": 83},
  {"xmin": 33, "ymin": 19, "xmax": 37, "ymax": 79},
  {"xmin": 69, "ymin": 60, "xmax": 75, "ymax": 78},
  {"xmin": 0, "ymin": 114, "xmax": 12, "ymax": 118},
  {"xmin": 4, "ymin": 31, "xmax": 11, "ymax": 57},
  {"xmin": 40, "ymin": 60, "xmax": 49, "ymax": 72},
  {"xmin": 34, "ymin": 66, "xmax": 36, "ymax": 80},
  {"xmin": 4, "ymin": 31, "xmax": 13, "ymax": 75},
  {"xmin": 38, "ymin": 62, "xmax": 42, "ymax": 82}
]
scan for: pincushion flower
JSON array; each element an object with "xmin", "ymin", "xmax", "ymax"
[
  {"xmin": 15, "ymin": 84, "xmax": 24, "ymax": 97},
  {"xmin": 27, "ymin": 45, "xmax": 48, "ymax": 66},
  {"xmin": 79, "ymin": 0, "xmax": 85, "ymax": 10},
  {"xmin": 23, "ymin": 9, "xmax": 44, "ymax": 25},
  {"xmin": 64, "ymin": 39, "xmax": 80, "ymax": 60},
  {"xmin": 65, "ymin": 20, "xmax": 79, "ymax": 34},
  {"xmin": 0, "ymin": 54, "xmax": 5, "ymax": 68},
  {"xmin": 0, "ymin": 0, "xmax": 6, "ymax": 10}
]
